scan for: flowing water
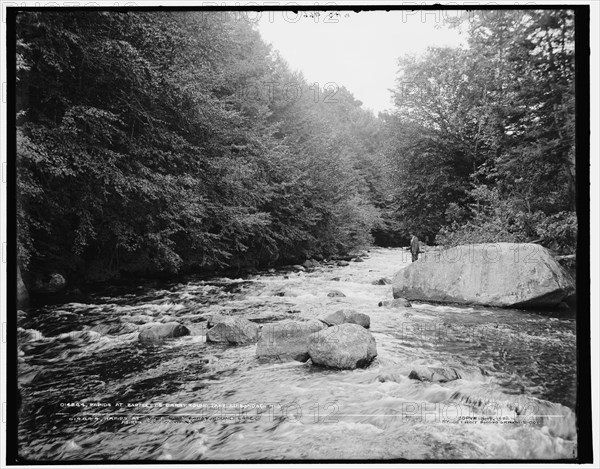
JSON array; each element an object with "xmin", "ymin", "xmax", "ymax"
[{"xmin": 16, "ymin": 248, "xmax": 577, "ymax": 461}]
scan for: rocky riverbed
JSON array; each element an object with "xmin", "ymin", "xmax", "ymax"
[{"xmin": 17, "ymin": 248, "xmax": 577, "ymax": 461}]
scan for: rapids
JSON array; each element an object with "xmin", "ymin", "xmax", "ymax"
[{"xmin": 16, "ymin": 248, "xmax": 577, "ymax": 461}]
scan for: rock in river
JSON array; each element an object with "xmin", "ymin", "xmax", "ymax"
[
  {"xmin": 408, "ymin": 366, "xmax": 462, "ymax": 383},
  {"xmin": 256, "ymin": 320, "xmax": 326, "ymax": 362},
  {"xmin": 327, "ymin": 290, "xmax": 346, "ymax": 298},
  {"xmin": 317, "ymin": 309, "xmax": 370, "ymax": 328},
  {"xmin": 308, "ymin": 323, "xmax": 377, "ymax": 369},
  {"xmin": 379, "ymin": 298, "xmax": 412, "ymax": 308},
  {"xmin": 207, "ymin": 317, "xmax": 259, "ymax": 345},
  {"xmin": 392, "ymin": 243, "xmax": 575, "ymax": 308},
  {"xmin": 371, "ymin": 277, "xmax": 392, "ymax": 285},
  {"xmin": 139, "ymin": 322, "xmax": 190, "ymax": 344}
]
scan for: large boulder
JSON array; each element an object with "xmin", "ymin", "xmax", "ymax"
[
  {"xmin": 308, "ymin": 323, "xmax": 377, "ymax": 369},
  {"xmin": 256, "ymin": 320, "xmax": 326, "ymax": 362},
  {"xmin": 206, "ymin": 317, "xmax": 259, "ymax": 345},
  {"xmin": 139, "ymin": 322, "xmax": 190, "ymax": 344},
  {"xmin": 317, "ymin": 309, "xmax": 370, "ymax": 328},
  {"xmin": 392, "ymin": 243, "xmax": 575, "ymax": 308}
]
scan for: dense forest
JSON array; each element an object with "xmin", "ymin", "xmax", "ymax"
[{"xmin": 15, "ymin": 9, "xmax": 576, "ymax": 286}]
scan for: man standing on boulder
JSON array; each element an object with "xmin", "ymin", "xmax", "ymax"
[{"xmin": 410, "ymin": 233, "xmax": 420, "ymax": 262}]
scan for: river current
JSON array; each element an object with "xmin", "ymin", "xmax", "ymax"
[{"xmin": 16, "ymin": 247, "xmax": 577, "ymax": 461}]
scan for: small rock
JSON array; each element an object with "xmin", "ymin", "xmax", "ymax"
[
  {"xmin": 317, "ymin": 309, "xmax": 370, "ymax": 329},
  {"xmin": 353, "ymin": 257, "xmax": 364, "ymax": 263},
  {"xmin": 139, "ymin": 322, "xmax": 190, "ymax": 344},
  {"xmin": 273, "ymin": 288, "xmax": 300, "ymax": 297},
  {"xmin": 371, "ymin": 278, "xmax": 392, "ymax": 285},
  {"xmin": 292, "ymin": 265, "xmax": 306, "ymax": 272},
  {"xmin": 408, "ymin": 366, "xmax": 462, "ymax": 383},
  {"xmin": 268, "ymin": 268, "xmax": 276, "ymax": 273},
  {"xmin": 48, "ymin": 273, "xmax": 67, "ymax": 292},
  {"xmin": 337, "ymin": 261, "xmax": 350, "ymax": 267},
  {"xmin": 379, "ymin": 298, "xmax": 412, "ymax": 308},
  {"xmin": 327, "ymin": 290, "xmax": 346, "ymax": 298},
  {"xmin": 308, "ymin": 323, "xmax": 377, "ymax": 370},
  {"xmin": 206, "ymin": 317, "xmax": 259, "ymax": 345},
  {"xmin": 32, "ymin": 272, "xmax": 67, "ymax": 294},
  {"xmin": 330, "ymin": 277, "xmax": 341, "ymax": 282},
  {"xmin": 376, "ymin": 372, "xmax": 404, "ymax": 383}
]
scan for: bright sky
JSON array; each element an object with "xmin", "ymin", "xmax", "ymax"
[{"xmin": 257, "ymin": 10, "xmax": 467, "ymax": 115}]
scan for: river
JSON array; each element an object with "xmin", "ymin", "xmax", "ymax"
[{"xmin": 16, "ymin": 247, "xmax": 577, "ymax": 461}]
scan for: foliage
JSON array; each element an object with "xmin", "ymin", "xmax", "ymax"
[
  {"xmin": 16, "ymin": 11, "xmax": 382, "ymax": 282},
  {"xmin": 383, "ymin": 9, "xmax": 577, "ymax": 253}
]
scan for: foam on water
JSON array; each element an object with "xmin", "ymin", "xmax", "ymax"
[{"xmin": 17, "ymin": 248, "xmax": 577, "ymax": 461}]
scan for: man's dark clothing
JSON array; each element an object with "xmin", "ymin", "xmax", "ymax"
[{"xmin": 410, "ymin": 236, "xmax": 420, "ymax": 262}]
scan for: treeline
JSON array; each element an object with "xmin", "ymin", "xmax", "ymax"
[
  {"xmin": 381, "ymin": 10, "xmax": 577, "ymax": 254},
  {"xmin": 16, "ymin": 9, "xmax": 577, "ymax": 286},
  {"xmin": 16, "ymin": 11, "xmax": 385, "ymax": 282}
]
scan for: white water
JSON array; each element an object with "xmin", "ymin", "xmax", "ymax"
[{"xmin": 17, "ymin": 248, "xmax": 577, "ymax": 461}]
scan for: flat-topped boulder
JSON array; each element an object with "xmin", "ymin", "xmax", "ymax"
[
  {"xmin": 206, "ymin": 317, "xmax": 259, "ymax": 345},
  {"xmin": 308, "ymin": 323, "xmax": 377, "ymax": 369},
  {"xmin": 256, "ymin": 320, "xmax": 326, "ymax": 362},
  {"xmin": 392, "ymin": 243, "xmax": 575, "ymax": 308}
]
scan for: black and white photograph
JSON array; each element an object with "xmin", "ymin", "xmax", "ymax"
[{"xmin": 3, "ymin": 1, "xmax": 596, "ymax": 464}]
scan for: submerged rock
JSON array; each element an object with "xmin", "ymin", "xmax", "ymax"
[
  {"xmin": 92, "ymin": 322, "xmax": 137, "ymax": 336},
  {"xmin": 408, "ymin": 366, "xmax": 462, "ymax": 383},
  {"xmin": 206, "ymin": 317, "xmax": 259, "ymax": 345},
  {"xmin": 272, "ymin": 288, "xmax": 300, "ymax": 297},
  {"xmin": 256, "ymin": 320, "xmax": 326, "ymax": 362},
  {"xmin": 392, "ymin": 243, "xmax": 575, "ymax": 308},
  {"xmin": 308, "ymin": 323, "xmax": 377, "ymax": 369},
  {"xmin": 317, "ymin": 309, "xmax": 370, "ymax": 328},
  {"xmin": 139, "ymin": 322, "xmax": 190, "ymax": 344},
  {"xmin": 379, "ymin": 298, "xmax": 412, "ymax": 308}
]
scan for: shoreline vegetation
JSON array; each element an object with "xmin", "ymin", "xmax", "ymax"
[{"xmin": 16, "ymin": 10, "xmax": 576, "ymax": 302}]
